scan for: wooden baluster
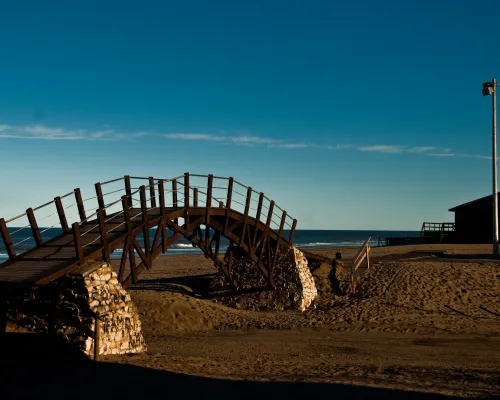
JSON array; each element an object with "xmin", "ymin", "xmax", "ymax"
[
  {"xmin": 252, "ymin": 193, "xmax": 264, "ymax": 254},
  {"xmin": 149, "ymin": 176, "xmax": 156, "ymax": 208},
  {"xmin": 240, "ymin": 187, "xmax": 252, "ymax": 246},
  {"xmin": 124, "ymin": 175, "xmax": 132, "ymax": 208},
  {"xmin": 289, "ymin": 219, "xmax": 297, "ymax": 245},
  {"xmin": 97, "ymin": 208, "xmax": 110, "ymax": 263},
  {"xmin": 184, "ymin": 174, "xmax": 190, "ymax": 232},
  {"xmin": 224, "ymin": 177, "xmax": 233, "ymax": 234},
  {"xmin": 95, "ymin": 183, "xmax": 106, "ymax": 217},
  {"xmin": 0, "ymin": 218, "xmax": 16, "ymax": 260},
  {"xmin": 72, "ymin": 222, "xmax": 84, "ymax": 265},
  {"xmin": 205, "ymin": 175, "xmax": 213, "ymax": 252},
  {"xmin": 140, "ymin": 186, "xmax": 151, "ymax": 261},
  {"xmin": 26, "ymin": 208, "xmax": 42, "ymax": 247},
  {"xmin": 172, "ymin": 179, "xmax": 178, "ymax": 225},
  {"xmin": 184, "ymin": 173, "xmax": 190, "ymax": 207},
  {"xmin": 158, "ymin": 180, "xmax": 167, "ymax": 253},
  {"xmin": 54, "ymin": 196, "xmax": 69, "ymax": 233},
  {"xmin": 74, "ymin": 188, "xmax": 86, "ymax": 222},
  {"xmin": 271, "ymin": 210, "xmax": 287, "ymax": 276},
  {"xmin": 193, "ymin": 188, "xmax": 198, "ymax": 207}
]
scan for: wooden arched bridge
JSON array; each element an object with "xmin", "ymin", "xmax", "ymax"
[{"xmin": 0, "ymin": 174, "xmax": 325, "ymax": 293}]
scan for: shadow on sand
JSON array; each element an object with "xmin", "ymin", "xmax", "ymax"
[{"xmin": 0, "ymin": 332, "xmax": 495, "ymax": 400}]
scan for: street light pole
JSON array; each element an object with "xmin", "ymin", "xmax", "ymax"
[{"xmin": 483, "ymin": 78, "xmax": 499, "ymax": 256}]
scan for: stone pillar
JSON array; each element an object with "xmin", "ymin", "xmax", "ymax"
[
  {"xmin": 6, "ymin": 261, "xmax": 146, "ymax": 357},
  {"xmin": 80, "ymin": 263, "xmax": 147, "ymax": 356},
  {"xmin": 212, "ymin": 245, "xmax": 317, "ymax": 311}
]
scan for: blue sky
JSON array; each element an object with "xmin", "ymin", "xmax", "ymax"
[{"xmin": 0, "ymin": 0, "xmax": 499, "ymax": 230}]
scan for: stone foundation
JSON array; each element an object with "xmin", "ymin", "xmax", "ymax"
[
  {"xmin": 211, "ymin": 245, "xmax": 317, "ymax": 311},
  {"xmin": 7, "ymin": 262, "xmax": 146, "ymax": 357},
  {"xmin": 80, "ymin": 263, "xmax": 146, "ymax": 356}
]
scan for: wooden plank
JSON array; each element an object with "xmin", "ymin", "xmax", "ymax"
[
  {"xmin": 149, "ymin": 176, "xmax": 157, "ymax": 208},
  {"xmin": 54, "ymin": 196, "xmax": 69, "ymax": 233},
  {"xmin": 0, "ymin": 218, "xmax": 16, "ymax": 260},
  {"xmin": 74, "ymin": 188, "xmax": 86, "ymax": 222},
  {"xmin": 26, "ymin": 208, "xmax": 43, "ymax": 247}
]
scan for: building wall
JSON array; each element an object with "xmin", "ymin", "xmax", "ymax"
[{"xmin": 454, "ymin": 200, "xmax": 494, "ymax": 243}]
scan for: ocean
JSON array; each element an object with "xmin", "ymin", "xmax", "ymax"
[{"xmin": 0, "ymin": 228, "xmax": 420, "ymax": 264}]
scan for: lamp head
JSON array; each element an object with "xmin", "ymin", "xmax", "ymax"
[{"xmin": 483, "ymin": 82, "xmax": 494, "ymax": 96}]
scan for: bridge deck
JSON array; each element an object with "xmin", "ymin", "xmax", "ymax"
[{"xmin": 0, "ymin": 207, "xmax": 170, "ymax": 288}]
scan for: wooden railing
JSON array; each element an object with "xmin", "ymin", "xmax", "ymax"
[
  {"xmin": 0, "ymin": 174, "xmax": 298, "ymax": 264},
  {"xmin": 351, "ymin": 237, "xmax": 371, "ymax": 294}
]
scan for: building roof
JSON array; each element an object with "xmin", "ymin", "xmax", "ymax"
[{"xmin": 449, "ymin": 192, "xmax": 500, "ymax": 212}]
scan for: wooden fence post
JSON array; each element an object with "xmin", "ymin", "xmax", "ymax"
[
  {"xmin": 54, "ymin": 196, "xmax": 69, "ymax": 233},
  {"xmin": 124, "ymin": 176, "xmax": 132, "ymax": 208},
  {"xmin": 0, "ymin": 218, "xmax": 16, "ymax": 260},
  {"xmin": 72, "ymin": 222, "xmax": 84, "ymax": 265},
  {"xmin": 184, "ymin": 173, "xmax": 190, "ymax": 207},
  {"xmin": 224, "ymin": 177, "xmax": 233, "ymax": 234},
  {"xmin": 26, "ymin": 208, "xmax": 42, "ymax": 247},
  {"xmin": 97, "ymin": 208, "xmax": 110, "ymax": 263},
  {"xmin": 95, "ymin": 183, "xmax": 106, "ymax": 217},
  {"xmin": 94, "ymin": 314, "xmax": 101, "ymax": 361},
  {"xmin": 74, "ymin": 188, "xmax": 86, "ymax": 222},
  {"xmin": 148, "ymin": 177, "xmax": 156, "ymax": 208},
  {"xmin": 140, "ymin": 186, "xmax": 151, "ymax": 261},
  {"xmin": 158, "ymin": 180, "xmax": 167, "ymax": 254}
]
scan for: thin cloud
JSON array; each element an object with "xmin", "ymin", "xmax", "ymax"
[
  {"xmin": 0, "ymin": 123, "xmax": 149, "ymax": 141},
  {"xmin": 426, "ymin": 152, "xmax": 456, "ymax": 157},
  {"xmin": 267, "ymin": 143, "xmax": 314, "ymax": 149},
  {"xmin": 408, "ymin": 146, "xmax": 436, "ymax": 153},
  {"xmin": 328, "ymin": 144, "xmax": 354, "ymax": 150},
  {"xmin": 357, "ymin": 145, "xmax": 406, "ymax": 154}
]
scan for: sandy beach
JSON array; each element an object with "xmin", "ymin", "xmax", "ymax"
[
  {"xmin": 3, "ymin": 243, "xmax": 500, "ymax": 399},
  {"xmin": 93, "ymin": 244, "xmax": 500, "ymax": 398}
]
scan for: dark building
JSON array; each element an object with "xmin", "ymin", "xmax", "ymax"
[{"xmin": 449, "ymin": 193, "xmax": 499, "ymax": 243}]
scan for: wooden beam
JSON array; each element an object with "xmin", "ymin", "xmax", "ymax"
[
  {"xmin": 74, "ymin": 188, "xmax": 86, "ymax": 222},
  {"xmin": 26, "ymin": 208, "xmax": 42, "ymax": 247},
  {"xmin": 72, "ymin": 222, "xmax": 84, "ymax": 265},
  {"xmin": 95, "ymin": 183, "xmax": 106, "ymax": 217},
  {"xmin": 124, "ymin": 175, "xmax": 132, "ymax": 208},
  {"xmin": 0, "ymin": 218, "xmax": 16, "ymax": 260},
  {"xmin": 149, "ymin": 176, "xmax": 156, "ymax": 208},
  {"xmin": 54, "ymin": 196, "xmax": 69, "ymax": 233},
  {"xmin": 184, "ymin": 173, "xmax": 190, "ymax": 207},
  {"xmin": 97, "ymin": 208, "xmax": 110, "ymax": 263}
]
